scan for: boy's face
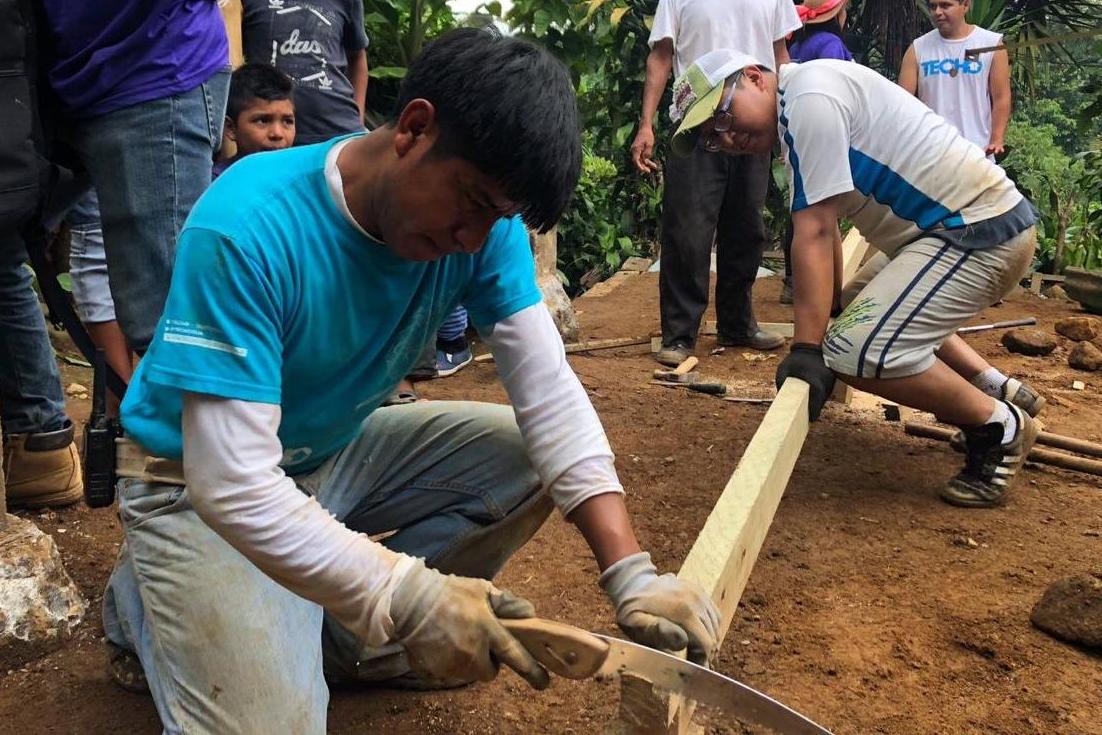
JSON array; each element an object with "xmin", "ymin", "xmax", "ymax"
[
  {"xmin": 228, "ymin": 98, "xmax": 296, "ymax": 157},
  {"xmin": 706, "ymin": 70, "xmax": 778, "ymax": 156},
  {"xmin": 372, "ymin": 101, "xmax": 518, "ymax": 261}
]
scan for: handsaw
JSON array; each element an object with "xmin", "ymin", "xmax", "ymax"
[{"xmin": 503, "ymin": 617, "xmax": 833, "ymax": 735}]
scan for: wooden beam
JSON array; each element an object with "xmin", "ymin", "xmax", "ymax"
[
  {"xmin": 616, "ymin": 380, "xmax": 812, "ymax": 734},
  {"xmin": 839, "ymin": 227, "xmax": 872, "ymax": 287},
  {"xmin": 474, "ymin": 335, "xmax": 653, "ymax": 363}
]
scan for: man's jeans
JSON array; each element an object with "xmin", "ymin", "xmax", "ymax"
[
  {"xmin": 66, "ymin": 70, "xmax": 229, "ymax": 353},
  {"xmin": 0, "ymin": 232, "xmax": 67, "ymax": 434},
  {"xmin": 102, "ymin": 401, "xmax": 549, "ymax": 735},
  {"xmin": 659, "ymin": 140, "xmax": 772, "ymax": 347}
]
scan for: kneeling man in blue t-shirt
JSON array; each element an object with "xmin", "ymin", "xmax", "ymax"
[{"xmin": 103, "ymin": 29, "xmax": 719, "ymax": 732}]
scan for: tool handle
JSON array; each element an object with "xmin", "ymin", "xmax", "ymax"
[
  {"xmin": 687, "ymin": 382, "xmax": 727, "ymax": 395},
  {"xmin": 501, "ymin": 618, "xmax": 610, "ymax": 680}
]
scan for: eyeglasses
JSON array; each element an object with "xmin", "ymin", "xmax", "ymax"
[{"xmin": 701, "ymin": 71, "xmax": 743, "ymax": 153}]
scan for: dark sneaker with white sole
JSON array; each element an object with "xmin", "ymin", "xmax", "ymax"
[
  {"xmin": 940, "ymin": 402, "xmax": 1039, "ymax": 508},
  {"xmin": 949, "ymin": 378, "xmax": 1046, "ymax": 452}
]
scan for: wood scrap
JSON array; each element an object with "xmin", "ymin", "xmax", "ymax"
[{"xmin": 474, "ymin": 335, "xmax": 653, "ymax": 363}]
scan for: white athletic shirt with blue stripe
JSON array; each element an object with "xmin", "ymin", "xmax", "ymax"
[{"xmin": 777, "ymin": 60, "xmax": 1032, "ymax": 257}]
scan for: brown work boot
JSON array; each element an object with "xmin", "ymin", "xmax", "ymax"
[{"xmin": 2, "ymin": 422, "xmax": 83, "ymax": 509}]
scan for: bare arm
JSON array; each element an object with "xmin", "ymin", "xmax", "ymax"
[
  {"xmin": 348, "ymin": 48, "xmax": 368, "ymax": 120},
  {"xmin": 630, "ymin": 39, "xmax": 674, "ymax": 173},
  {"xmin": 773, "ymin": 38, "xmax": 790, "ymax": 67},
  {"xmin": 792, "ymin": 198, "xmax": 842, "ymax": 346},
  {"xmin": 987, "ymin": 49, "xmax": 1011, "ymax": 156},
  {"xmin": 898, "ymin": 45, "xmax": 919, "ymax": 96}
]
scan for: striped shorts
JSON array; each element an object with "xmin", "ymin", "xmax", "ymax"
[{"xmin": 823, "ymin": 227, "xmax": 1036, "ymax": 379}]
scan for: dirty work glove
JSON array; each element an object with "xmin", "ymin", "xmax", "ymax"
[
  {"xmin": 390, "ymin": 558, "xmax": 550, "ymax": 689},
  {"xmin": 775, "ymin": 342, "xmax": 836, "ymax": 422},
  {"xmin": 600, "ymin": 551, "xmax": 720, "ymax": 666}
]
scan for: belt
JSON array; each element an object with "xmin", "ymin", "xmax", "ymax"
[{"xmin": 115, "ymin": 437, "xmax": 186, "ymax": 485}]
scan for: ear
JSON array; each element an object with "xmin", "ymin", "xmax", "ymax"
[
  {"xmin": 742, "ymin": 65, "xmax": 768, "ymax": 92},
  {"xmin": 224, "ymin": 117, "xmax": 236, "ymax": 141},
  {"xmin": 393, "ymin": 99, "xmax": 438, "ymax": 158}
]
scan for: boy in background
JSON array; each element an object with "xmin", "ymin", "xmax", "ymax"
[{"xmin": 215, "ymin": 64, "xmax": 297, "ymax": 179}]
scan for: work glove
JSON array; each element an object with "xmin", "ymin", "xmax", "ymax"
[
  {"xmin": 600, "ymin": 551, "xmax": 720, "ymax": 666},
  {"xmin": 389, "ymin": 557, "xmax": 550, "ymax": 689},
  {"xmin": 775, "ymin": 342, "xmax": 836, "ymax": 422}
]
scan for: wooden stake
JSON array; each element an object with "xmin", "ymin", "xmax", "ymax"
[{"xmin": 474, "ymin": 336, "xmax": 653, "ymax": 363}]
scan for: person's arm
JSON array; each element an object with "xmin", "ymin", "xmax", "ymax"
[
  {"xmin": 791, "ymin": 198, "xmax": 841, "ymax": 346},
  {"xmin": 898, "ymin": 44, "xmax": 919, "ymax": 96},
  {"xmin": 348, "ymin": 48, "xmax": 368, "ymax": 120},
  {"xmin": 774, "ymin": 38, "xmax": 790, "ymax": 67},
  {"xmin": 479, "ymin": 303, "xmax": 719, "ymax": 663},
  {"xmin": 630, "ymin": 39, "xmax": 674, "ymax": 174},
  {"xmin": 181, "ymin": 394, "xmax": 549, "ymax": 687},
  {"xmin": 986, "ymin": 49, "xmax": 1010, "ymax": 157}
]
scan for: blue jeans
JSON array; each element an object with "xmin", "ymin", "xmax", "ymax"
[
  {"xmin": 102, "ymin": 401, "xmax": 548, "ymax": 734},
  {"xmin": 0, "ymin": 232, "xmax": 67, "ymax": 434},
  {"xmin": 66, "ymin": 70, "xmax": 229, "ymax": 352}
]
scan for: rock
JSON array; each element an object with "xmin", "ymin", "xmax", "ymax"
[
  {"xmin": 538, "ymin": 275, "xmax": 580, "ymax": 343},
  {"xmin": 1001, "ymin": 328, "xmax": 1057, "ymax": 356},
  {"xmin": 1031, "ymin": 573, "xmax": 1102, "ymax": 649},
  {"xmin": 1069, "ymin": 341, "xmax": 1102, "ymax": 372},
  {"xmin": 1055, "ymin": 316, "xmax": 1100, "ymax": 342},
  {"xmin": 65, "ymin": 383, "xmax": 87, "ymax": 397},
  {"xmin": 1043, "ymin": 284, "xmax": 1070, "ymax": 300},
  {"xmin": 0, "ymin": 515, "xmax": 86, "ymax": 670}
]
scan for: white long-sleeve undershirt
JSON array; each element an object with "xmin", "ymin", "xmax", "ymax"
[{"xmin": 181, "ymin": 302, "xmax": 623, "ymax": 646}]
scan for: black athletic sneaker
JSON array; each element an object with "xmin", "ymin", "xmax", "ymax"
[{"xmin": 940, "ymin": 403, "xmax": 1039, "ymax": 508}]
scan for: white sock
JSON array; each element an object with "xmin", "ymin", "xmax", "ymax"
[
  {"xmin": 971, "ymin": 368, "xmax": 1010, "ymax": 398},
  {"xmin": 987, "ymin": 400, "xmax": 1017, "ymax": 444}
]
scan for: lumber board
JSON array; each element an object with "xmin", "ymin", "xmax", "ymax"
[
  {"xmin": 617, "ymin": 380, "xmax": 812, "ymax": 733},
  {"xmin": 840, "ymin": 228, "xmax": 872, "ymax": 287}
]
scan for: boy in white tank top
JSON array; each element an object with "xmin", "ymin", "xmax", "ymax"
[{"xmin": 898, "ymin": 0, "xmax": 1011, "ymax": 159}]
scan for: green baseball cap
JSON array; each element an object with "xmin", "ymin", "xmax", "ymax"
[{"xmin": 670, "ymin": 49, "xmax": 764, "ymax": 156}]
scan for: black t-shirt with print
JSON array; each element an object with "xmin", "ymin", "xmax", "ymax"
[{"xmin": 242, "ymin": 0, "xmax": 369, "ymax": 145}]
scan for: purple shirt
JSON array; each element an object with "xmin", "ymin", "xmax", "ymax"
[
  {"xmin": 790, "ymin": 32, "xmax": 853, "ymax": 63},
  {"xmin": 41, "ymin": 0, "xmax": 229, "ymax": 118}
]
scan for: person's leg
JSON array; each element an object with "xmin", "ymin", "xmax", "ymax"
[
  {"xmin": 781, "ymin": 219, "xmax": 795, "ymax": 303},
  {"xmin": 0, "ymin": 232, "xmax": 81, "ymax": 507},
  {"xmin": 432, "ymin": 306, "xmax": 473, "ymax": 377},
  {"xmin": 102, "ymin": 479, "xmax": 328, "ymax": 734},
  {"xmin": 68, "ymin": 70, "xmax": 230, "ymax": 353},
  {"xmin": 658, "ymin": 142, "xmax": 728, "ymax": 351},
  {"xmin": 714, "ymin": 152, "xmax": 777, "ymax": 345},
  {"xmin": 301, "ymin": 400, "xmax": 551, "ymax": 681},
  {"xmin": 824, "ymin": 229, "xmax": 1037, "ymax": 505}
]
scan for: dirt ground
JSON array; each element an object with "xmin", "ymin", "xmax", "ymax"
[{"xmin": 2, "ymin": 271, "xmax": 1101, "ymax": 734}]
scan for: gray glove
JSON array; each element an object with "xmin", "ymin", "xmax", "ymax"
[
  {"xmin": 600, "ymin": 551, "xmax": 720, "ymax": 665},
  {"xmin": 390, "ymin": 558, "xmax": 550, "ymax": 689}
]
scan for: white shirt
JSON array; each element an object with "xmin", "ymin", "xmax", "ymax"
[
  {"xmin": 913, "ymin": 26, "xmax": 1003, "ymax": 152},
  {"xmin": 777, "ymin": 60, "xmax": 1025, "ymax": 257},
  {"xmin": 649, "ymin": 0, "xmax": 801, "ymax": 79}
]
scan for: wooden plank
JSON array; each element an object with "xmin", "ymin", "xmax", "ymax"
[
  {"xmin": 840, "ymin": 228, "xmax": 872, "ymax": 287},
  {"xmin": 702, "ymin": 321, "xmax": 795, "ymax": 338},
  {"xmin": 617, "ymin": 380, "xmax": 812, "ymax": 733}
]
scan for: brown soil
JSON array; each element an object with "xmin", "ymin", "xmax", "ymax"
[{"xmin": 3, "ymin": 273, "xmax": 1101, "ymax": 734}]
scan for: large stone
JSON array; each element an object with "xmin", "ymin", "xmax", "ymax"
[
  {"xmin": 1043, "ymin": 284, "xmax": 1070, "ymax": 300},
  {"xmin": 1054, "ymin": 316, "xmax": 1100, "ymax": 342},
  {"xmin": 1065, "ymin": 267, "xmax": 1102, "ymax": 315},
  {"xmin": 538, "ymin": 274, "xmax": 580, "ymax": 343},
  {"xmin": 0, "ymin": 515, "xmax": 86, "ymax": 669},
  {"xmin": 1001, "ymin": 328, "xmax": 1058, "ymax": 356},
  {"xmin": 1031, "ymin": 573, "xmax": 1102, "ymax": 650},
  {"xmin": 1069, "ymin": 341, "xmax": 1102, "ymax": 372}
]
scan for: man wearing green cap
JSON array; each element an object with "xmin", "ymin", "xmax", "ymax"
[{"xmin": 669, "ymin": 50, "xmax": 1040, "ymax": 509}]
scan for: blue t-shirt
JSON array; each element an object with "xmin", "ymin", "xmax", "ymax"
[{"xmin": 120, "ymin": 136, "xmax": 542, "ymax": 474}]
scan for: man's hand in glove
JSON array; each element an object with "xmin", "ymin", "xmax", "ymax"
[
  {"xmin": 390, "ymin": 558, "xmax": 550, "ymax": 689},
  {"xmin": 600, "ymin": 551, "xmax": 720, "ymax": 665},
  {"xmin": 775, "ymin": 342, "xmax": 836, "ymax": 421}
]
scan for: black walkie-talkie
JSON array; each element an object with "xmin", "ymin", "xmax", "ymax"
[{"xmin": 83, "ymin": 350, "xmax": 121, "ymax": 508}]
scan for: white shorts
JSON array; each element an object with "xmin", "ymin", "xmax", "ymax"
[{"xmin": 823, "ymin": 227, "xmax": 1036, "ymax": 379}]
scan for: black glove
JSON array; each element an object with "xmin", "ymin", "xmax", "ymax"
[{"xmin": 775, "ymin": 343, "xmax": 835, "ymax": 421}]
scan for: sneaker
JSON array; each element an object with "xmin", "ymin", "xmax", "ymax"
[
  {"xmin": 434, "ymin": 347, "xmax": 473, "ymax": 378},
  {"xmin": 779, "ymin": 280, "xmax": 794, "ymax": 305},
  {"xmin": 3, "ymin": 421, "xmax": 83, "ymax": 509},
  {"xmin": 940, "ymin": 403, "xmax": 1039, "ymax": 508},
  {"xmin": 655, "ymin": 341, "xmax": 692, "ymax": 367},
  {"xmin": 948, "ymin": 378, "xmax": 1046, "ymax": 452},
  {"xmin": 717, "ymin": 329, "xmax": 786, "ymax": 351}
]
